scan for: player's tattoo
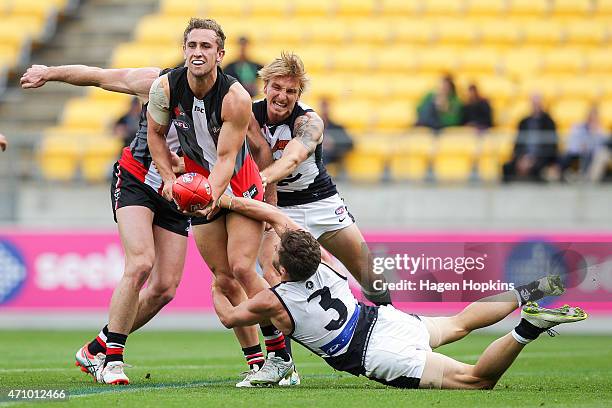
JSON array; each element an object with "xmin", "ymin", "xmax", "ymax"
[{"xmin": 294, "ymin": 115, "xmax": 324, "ymax": 154}]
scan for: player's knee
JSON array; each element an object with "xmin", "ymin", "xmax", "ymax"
[
  {"xmin": 148, "ymin": 281, "xmax": 179, "ymax": 306},
  {"xmin": 124, "ymin": 254, "xmax": 155, "ymax": 289},
  {"xmin": 230, "ymin": 259, "xmax": 255, "ymax": 284}
]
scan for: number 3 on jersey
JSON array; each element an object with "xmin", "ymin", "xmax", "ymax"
[{"xmin": 307, "ymin": 286, "xmax": 348, "ymax": 330}]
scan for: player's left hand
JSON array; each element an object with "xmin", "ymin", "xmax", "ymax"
[
  {"xmin": 20, "ymin": 65, "xmax": 50, "ymax": 89},
  {"xmin": 170, "ymin": 152, "xmax": 185, "ymax": 175}
]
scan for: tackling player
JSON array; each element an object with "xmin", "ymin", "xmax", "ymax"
[
  {"xmin": 250, "ymin": 52, "xmax": 392, "ymax": 306},
  {"xmin": 212, "ymin": 194, "xmax": 587, "ymax": 387}
]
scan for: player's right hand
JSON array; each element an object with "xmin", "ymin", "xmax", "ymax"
[
  {"xmin": 162, "ymin": 179, "xmax": 174, "ymax": 202},
  {"xmin": 20, "ymin": 65, "xmax": 50, "ymax": 89}
]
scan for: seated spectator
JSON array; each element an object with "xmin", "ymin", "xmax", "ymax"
[
  {"xmin": 319, "ymin": 98, "xmax": 354, "ymax": 166},
  {"xmin": 223, "ymin": 36, "xmax": 263, "ymax": 97},
  {"xmin": 114, "ymin": 97, "xmax": 141, "ymax": 147},
  {"xmin": 463, "ymin": 83, "xmax": 493, "ymax": 132},
  {"xmin": 503, "ymin": 94, "xmax": 559, "ymax": 182},
  {"xmin": 416, "ymin": 74, "xmax": 463, "ymax": 131},
  {"xmin": 560, "ymin": 105, "xmax": 608, "ymax": 181}
]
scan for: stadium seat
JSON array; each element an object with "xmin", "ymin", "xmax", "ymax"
[
  {"xmin": 332, "ymin": 47, "xmax": 376, "ymax": 72},
  {"xmin": 292, "ymin": 0, "xmax": 334, "ymax": 17},
  {"xmin": 585, "ymin": 49, "xmax": 612, "ymax": 74},
  {"xmin": 11, "ymin": 0, "xmax": 57, "ymax": 21},
  {"xmin": 390, "ymin": 19, "xmax": 436, "ymax": 44},
  {"xmin": 159, "ymin": 0, "xmax": 198, "ymax": 17},
  {"xmin": 111, "ymin": 43, "xmax": 182, "ymax": 69},
  {"xmin": 202, "ymin": 0, "xmax": 247, "ymax": 16},
  {"xmin": 551, "ymin": 0, "xmax": 592, "ymax": 16},
  {"xmin": 418, "ymin": 48, "xmax": 460, "ymax": 74},
  {"xmin": 374, "ymin": 101, "xmax": 414, "ymax": 133},
  {"xmin": 134, "ymin": 16, "xmax": 184, "ymax": 45},
  {"xmin": 60, "ymin": 98, "xmax": 129, "ymax": 132},
  {"xmin": 507, "ymin": 0, "xmax": 549, "ymax": 16},
  {"xmin": 346, "ymin": 76, "xmax": 389, "ymax": 100},
  {"xmin": 422, "ymin": 0, "xmax": 465, "ymax": 16},
  {"xmin": 565, "ymin": 21, "xmax": 607, "ymax": 45},
  {"xmin": 550, "ymin": 99, "xmax": 591, "ymax": 131},
  {"xmin": 249, "ymin": 0, "xmax": 290, "ymax": 17},
  {"xmin": 376, "ymin": 46, "xmax": 418, "ymax": 73},
  {"xmin": 435, "ymin": 20, "xmax": 478, "ymax": 45},
  {"xmin": 330, "ymin": 100, "xmax": 374, "ymax": 132},
  {"xmin": 465, "ymin": 0, "xmax": 506, "ymax": 16},
  {"xmin": 82, "ymin": 136, "xmax": 122, "ymax": 183},
  {"xmin": 336, "ymin": 0, "xmax": 376, "ymax": 16},
  {"xmin": 597, "ymin": 0, "xmax": 612, "ymax": 15},
  {"xmin": 518, "ymin": 77, "xmax": 560, "ymax": 101},
  {"xmin": 558, "ymin": 77, "xmax": 604, "ymax": 101},
  {"xmin": 479, "ymin": 21, "xmax": 521, "ymax": 46},
  {"xmin": 502, "ymin": 48, "xmax": 543, "ymax": 78},
  {"xmin": 38, "ymin": 136, "xmax": 80, "ymax": 181},
  {"xmin": 521, "ymin": 21, "xmax": 564, "ymax": 46},
  {"xmin": 344, "ymin": 138, "xmax": 389, "ymax": 182},
  {"xmin": 0, "ymin": 44, "xmax": 19, "ymax": 68},
  {"xmin": 388, "ymin": 134, "xmax": 434, "ymax": 181},
  {"xmin": 304, "ymin": 22, "xmax": 348, "ymax": 44},
  {"xmin": 477, "ymin": 76, "xmax": 517, "ymax": 103},
  {"xmin": 541, "ymin": 49, "xmax": 585, "ymax": 75},
  {"xmin": 379, "ymin": 0, "xmax": 421, "ymax": 16},
  {"xmin": 389, "ymin": 75, "xmax": 437, "ymax": 101},
  {"xmin": 459, "ymin": 49, "xmax": 500, "ymax": 75},
  {"xmin": 432, "ymin": 134, "xmax": 478, "ymax": 182},
  {"xmin": 600, "ymin": 99, "xmax": 612, "ymax": 129},
  {"xmin": 347, "ymin": 20, "xmax": 392, "ymax": 44}
]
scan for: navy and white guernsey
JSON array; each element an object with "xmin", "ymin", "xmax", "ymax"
[
  {"xmin": 252, "ymin": 99, "xmax": 337, "ymax": 207},
  {"xmin": 271, "ymin": 263, "xmax": 378, "ymax": 376},
  {"xmin": 167, "ymin": 66, "xmax": 263, "ymax": 200},
  {"xmin": 117, "ymin": 68, "xmax": 181, "ymax": 193}
]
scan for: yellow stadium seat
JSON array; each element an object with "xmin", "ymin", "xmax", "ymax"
[
  {"xmin": 332, "ymin": 47, "xmax": 376, "ymax": 72},
  {"xmin": 502, "ymin": 48, "xmax": 542, "ymax": 78},
  {"xmin": 390, "ymin": 19, "xmax": 436, "ymax": 44},
  {"xmin": 346, "ymin": 76, "xmax": 389, "ymax": 100},
  {"xmin": 459, "ymin": 49, "xmax": 500, "ymax": 74},
  {"xmin": 82, "ymin": 136, "xmax": 122, "ymax": 182},
  {"xmin": 292, "ymin": 0, "xmax": 334, "ymax": 16},
  {"xmin": 263, "ymin": 22, "xmax": 305, "ymax": 44},
  {"xmin": 380, "ymin": 0, "xmax": 421, "ymax": 16},
  {"xmin": 134, "ymin": 16, "xmax": 184, "ymax": 45},
  {"xmin": 504, "ymin": 99, "xmax": 532, "ymax": 129},
  {"xmin": 422, "ymin": 0, "xmax": 465, "ymax": 16},
  {"xmin": 465, "ymin": 0, "xmax": 506, "ymax": 16},
  {"xmin": 344, "ymin": 139, "xmax": 389, "ymax": 182},
  {"xmin": 347, "ymin": 20, "xmax": 391, "ymax": 44},
  {"xmin": 43, "ymin": 126, "xmax": 108, "ymax": 139},
  {"xmin": 376, "ymin": 46, "xmax": 418, "ymax": 73},
  {"xmin": 477, "ymin": 76, "xmax": 517, "ymax": 102},
  {"xmin": 390, "ymin": 76, "xmax": 438, "ymax": 101},
  {"xmin": 61, "ymin": 98, "xmax": 128, "ymax": 131},
  {"xmin": 551, "ymin": 0, "xmax": 592, "ymax": 16},
  {"xmin": 541, "ymin": 49, "xmax": 585, "ymax": 75},
  {"xmin": 388, "ymin": 135, "xmax": 434, "ymax": 181},
  {"xmin": 521, "ymin": 20, "xmax": 564, "ymax": 46},
  {"xmin": 11, "ymin": 0, "xmax": 56, "ymax": 20},
  {"xmin": 374, "ymin": 101, "xmax": 414, "ymax": 133},
  {"xmin": 507, "ymin": 0, "xmax": 549, "ymax": 16},
  {"xmin": 111, "ymin": 43, "xmax": 182, "ymax": 69},
  {"xmin": 0, "ymin": 44, "xmax": 19, "ymax": 68},
  {"xmin": 330, "ymin": 100, "xmax": 374, "ymax": 132},
  {"xmin": 418, "ymin": 48, "xmax": 460, "ymax": 74},
  {"xmin": 565, "ymin": 21, "xmax": 607, "ymax": 45},
  {"xmin": 597, "ymin": 0, "xmax": 612, "ymax": 15},
  {"xmin": 38, "ymin": 136, "xmax": 80, "ymax": 181},
  {"xmin": 600, "ymin": 99, "xmax": 612, "ymax": 128},
  {"xmin": 435, "ymin": 20, "xmax": 478, "ymax": 44},
  {"xmin": 550, "ymin": 100, "xmax": 591, "ymax": 131},
  {"xmin": 478, "ymin": 133, "xmax": 511, "ymax": 181},
  {"xmin": 249, "ymin": 0, "xmax": 290, "ymax": 17},
  {"xmin": 159, "ymin": 0, "xmax": 199, "ymax": 17},
  {"xmin": 558, "ymin": 77, "xmax": 604, "ymax": 101},
  {"xmin": 585, "ymin": 49, "xmax": 612, "ymax": 74},
  {"xmin": 307, "ymin": 74, "xmax": 349, "ymax": 100},
  {"xmin": 202, "ymin": 0, "xmax": 247, "ymax": 16},
  {"xmin": 304, "ymin": 22, "xmax": 348, "ymax": 44},
  {"xmin": 336, "ymin": 0, "xmax": 376, "ymax": 16},
  {"xmin": 439, "ymin": 126, "xmax": 479, "ymax": 138},
  {"xmin": 292, "ymin": 47, "xmax": 332, "ymax": 73},
  {"xmin": 433, "ymin": 134, "xmax": 478, "ymax": 182},
  {"xmin": 518, "ymin": 77, "xmax": 560, "ymax": 100},
  {"xmin": 479, "ymin": 21, "xmax": 520, "ymax": 46},
  {"xmin": 88, "ymin": 87, "xmax": 134, "ymax": 104}
]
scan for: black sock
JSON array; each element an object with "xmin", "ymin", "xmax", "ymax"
[
  {"xmin": 362, "ymin": 287, "xmax": 393, "ymax": 306},
  {"xmin": 242, "ymin": 344, "xmax": 264, "ymax": 370},
  {"xmin": 514, "ymin": 281, "xmax": 544, "ymax": 306},
  {"xmin": 87, "ymin": 325, "xmax": 108, "ymax": 355},
  {"xmin": 105, "ymin": 332, "xmax": 128, "ymax": 366},
  {"xmin": 512, "ymin": 318, "xmax": 546, "ymax": 344},
  {"xmin": 284, "ymin": 337, "xmax": 292, "ymax": 356},
  {"xmin": 261, "ymin": 324, "xmax": 291, "ymax": 362}
]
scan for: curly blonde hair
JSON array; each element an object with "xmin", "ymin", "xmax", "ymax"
[{"xmin": 258, "ymin": 52, "xmax": 309, "ymax": 94}]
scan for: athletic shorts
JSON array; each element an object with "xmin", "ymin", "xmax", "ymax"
[
  {"xmin": 363, "ymin": 305, "xmax": 431, "ymax": 388},
  {"xmin": 185, "ymin": 154, "xmax": 264, "ymax": 226},
  {"xmin": 111, "ymin": 162, "xmax": 190, "ymax": 236},
  {"xmin": 279, "ymin": 193, "xmax": 354, "ymax": 239}
]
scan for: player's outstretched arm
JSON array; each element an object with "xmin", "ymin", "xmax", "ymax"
[
  {"xmin": 260, "ymin": 111, "xmax": 324, "ymax": 184},
  {"xmin": 217, "ymin": 195, "xmax": 302, "ymax": 236},
  {"xmin": 212, "ymin": 283, "xmax": 278, "ymax": 328},
  {"xmin": 146, "ymin": 74, "xmax": 174, "ymax": 201},
  {"xmin": 20, "ymin": 64, "xmax": 160, "ymax": 102}
]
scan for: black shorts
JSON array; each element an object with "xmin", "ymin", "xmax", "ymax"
[
  {"xmin": 191, "ymin": 209, "xmax": 229, "ymax": 225},
  {"xmin": 111, "ymin": 163, "xmax": 190, "ymax": 236}
]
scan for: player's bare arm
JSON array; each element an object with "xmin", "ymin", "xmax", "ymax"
[
  {"xmin": 246, "ymin": 112, "xmax": 277, "ymax": 205},
  {"xmin": 204, "ymin": 83, "xmax": 252, "ymax": 217},
  {"xmin": 260, "ymin": 111, "xmax": 324, "ymax": 184},
  {"xmin": 146, "ymin": 74, "xmax": 174, "ymax": 201},
  {"xmin": 20, "ymin": 64, "xmax": 160, "ymax": 103},
  {"xmin": 213, "ymin": 283, "xmax": 291, "ymax": 333}
]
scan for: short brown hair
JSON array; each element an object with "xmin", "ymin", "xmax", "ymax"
[
  {"xmin": 183, "ymin": 18, "xmax": 225, "ymax": 49},
  {"xmin": 258, "ymin": 52, "xmax": 309, "ymax": 94},
  {"xmin": 278, "ymin": 230, "xmax": 321, "ymax": 281}
]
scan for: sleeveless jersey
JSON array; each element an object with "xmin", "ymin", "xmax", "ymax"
[
  {"xmin": 271, "ymin": 263, "xmax": 378, "ymax": 376},
  {"xmin": 252, "ymin": 99, "xmax": 337, "ymax": 206},
  {"xmin": 168, "ymin": 66, "xmax": 262, "ymax": 200},
  {"xmin": 117, "ymin": 68, "xmax": 180, "ymax": 194}
]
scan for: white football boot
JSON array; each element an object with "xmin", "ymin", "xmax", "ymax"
[
  {"xmin": 249, "ymin": 355, "xmax": 294, "ymax": 386},
  {"xmin": 278, "ymin": 368, "xmax": 301, "ymax": 386},
  {"xmin": 75, "ymin": 345, "xmax": 104, "ymax": 381},
  {"xmin": 521, "ymin": 302, "xmax": 587, "ymax": 335},
  {"xmin": 235, "ymin": 366, "xmax": 261, "ymax": 388},
  {"xmin": 97, "ymin": 361, "xmax": 130, "ymax": 385}
]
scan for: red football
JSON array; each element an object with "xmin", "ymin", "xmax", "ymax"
[{"xmin": 172, "ymin": 173, "xmax": 212, "ymax": 212}]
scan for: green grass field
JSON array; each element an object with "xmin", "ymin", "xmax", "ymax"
[{"xmin": 1, "ymin": 330, "xmax": 611, "ymax": 407}]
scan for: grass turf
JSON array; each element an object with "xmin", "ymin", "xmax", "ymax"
[{"xmin": 0, "ymin": 330, "xmax": 610, "ymax": 407}]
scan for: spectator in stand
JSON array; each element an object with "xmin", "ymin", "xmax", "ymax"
[
  {"xmin": 319, "ymin": 98, "xmax": 354, "ymax": 166},
  {"xmin": 559, "ymin": 105, "xmax": 608, "ymax": 181},
  {"xmin": 223, "ymin": 36, "xmax": 263, "ymax": 97},
  {"xmin": 114, "ymin": 97, "xmax": 141, "ymax": 147},
  {"xmin": 503, "ymin": 94, "xmax": 559, "ymax": 182},
  {"xmin": 463, "ymin": 83, "xmax": 493, "ymax": 132},
  {"xmin": 416, "ymin": 74, "xmax": 463, "ymax": 132},
  {"xmin": 0, "ymin": 133, "xmax": 7, "ymax": 151}
]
